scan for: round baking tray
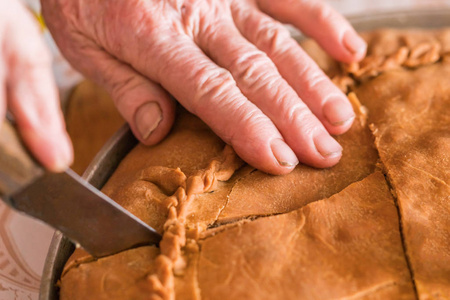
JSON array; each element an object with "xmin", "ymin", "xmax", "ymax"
[
  {"xmin": 39, "ymin": 124, "xmax": 137, "ymax": 300},
  {"xmin": 39, "ymin": 8, "xmax": 450, "ymax": 300}
]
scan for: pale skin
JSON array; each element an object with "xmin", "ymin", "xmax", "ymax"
[
  {"xmin": 0, "ymin": 0, "xmax": 72, "ymax": 172},
  {"xmin": 4, "ymin": 0, "xmax": 366, "ymax": 175}
]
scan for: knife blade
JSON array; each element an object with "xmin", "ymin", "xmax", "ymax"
[{"xmin": 0, "ymin": 121, "xmax": 161, "ymax": 257}]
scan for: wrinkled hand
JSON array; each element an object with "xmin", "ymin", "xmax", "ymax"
[
  {"xmin": 42, "ymin": 0, "xmax": 366, "ymax": 174},
  {"xmin": 1, "ymin": 0, "xmax": 72, "ymax": 171}
]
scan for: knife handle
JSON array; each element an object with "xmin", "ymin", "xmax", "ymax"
[{"xmin": 0, "ymin": 121, "xmax": 43, "ymax": 197}]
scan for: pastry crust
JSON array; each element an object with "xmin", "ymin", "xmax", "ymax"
[
  {"xmin": 197, "ymin": 172, "xmax": 415, "ymax": 300},
  {"xmin": 356, "ymin": 62, "xmax": 450, "ymax": 299},
  {"xmin": 60, "ymin": 28, "xmax": 450, "ymax": 300},
  {"xmin": 60, "ymin": 246, "xmax": 160, "ymax": 300}
]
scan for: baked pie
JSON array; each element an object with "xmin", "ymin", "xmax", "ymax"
[{"xmin": 59, "ymin": 28, "xmax": 450, "ymax": 300}]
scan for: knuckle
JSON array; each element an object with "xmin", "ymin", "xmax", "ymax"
[
  {"xmin": 303, "ymin": 70, "xmax": 329, "ymax": 92},
  {"xmin": 199, "ymin": 20, "xmax": 217, "ymax": 41},
  {"xmin": 109, "ymin": 74, "xmax": 144, "ymax": 105},
  {"xmin": 286, "ymin": 104, "xmax": 317, "ymax": 134},
  {"xmin": 190, "ymin": 66, "xmax": 236, "ymax": 114},
  {"xmin": 186, "ymin": 1, "xmax": 231, "ymax": 39},
  {"xmin": 227, "ymin": 50, "xmax": 275, "ymax": 84},
  {"xmin": 254, "ymin": 18, "xmax": 291, "ymax": 55},
  {"xmin": 297, "ymin": 63, "xmax": 329, "ymax": 91}
]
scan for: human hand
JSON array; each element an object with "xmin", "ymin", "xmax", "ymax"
[
  {"xmin": 41, "ymin": 0, "xmax": 366, "ymax": 175},
  {"xmin": 1, "ymin": 0, "xmax": 72, "ymax": 171}
]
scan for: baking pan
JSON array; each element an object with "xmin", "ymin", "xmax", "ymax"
[
  {"xmin": 39, "ymin": 8, "xmax": 450, "ymax": 300},
  {"xmin": 39, "ymin": 124, "xmax": 137, "ymax": 300}
]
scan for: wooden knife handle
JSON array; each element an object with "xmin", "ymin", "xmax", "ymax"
[{"xmin": 0, "ymin": 121, "xmax": 43, "ymax": 196}]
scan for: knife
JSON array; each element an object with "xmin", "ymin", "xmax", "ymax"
[{"xmin": 0, "ymin": 121, "xmax": 161, "ymax": 257}]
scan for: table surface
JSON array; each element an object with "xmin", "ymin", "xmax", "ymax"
[{"xmin": 2, "ymin": 0, "xmax": 448, "ymax": 299}]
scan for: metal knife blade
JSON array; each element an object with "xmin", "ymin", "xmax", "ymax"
[
  {"xmin": 0, "ymin": 121, "xmax": 161, "ymax": 257},
  {"xmin": 4, "ymin": 169, "xmax": 161, "ymax": 257}
]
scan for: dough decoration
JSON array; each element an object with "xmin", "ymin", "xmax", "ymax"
[{"xmin": 327, "ymin": 29, "xmax": 450, "ymax": 93}]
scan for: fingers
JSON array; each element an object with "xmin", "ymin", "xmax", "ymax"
[
  {"xmin": 43, "ymin": 1, "xmax": 298, "ymax": 174},
  {"xmin": 81, "ymin": 46, "xmax": 176, "ymax": 146},
  {"xmin": 152, "ymin": 36, "xmax": 298, "ymax": 174},
  {"xmin": 40, "ymin": 0, "xmax": 356, "ymax": 174},
  {"xmin": 3, "ymin": 2, "xmax": 72, "ymax": 172},
  {"xmin": 257, "ymin": 0, "xmax": 366, "ymax": 63},
  {"xmin": 231, "ymin": 5, "xmax": 355, "ymax": 137},
  {"xmin": 196, "ymin": 17, "xmax": 342, "ymax": 168}
]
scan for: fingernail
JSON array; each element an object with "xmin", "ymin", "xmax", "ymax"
[
  {"xmin": 323, "ymin": 97, "xmax": 355, "ymax": 127},
  {"xmin": 135, "ymin": 102, "xmax": 162, "ymax": 140},
  {"xmin": 271, "ymin": 139, "xmax": 299, "ymax": 168},
  {"xmin": 53, "ymin": 133, "xmax": 73, "ymax": 172},
  {"xmin": 314, "ymin": 131, "xmax": 342, "ymax": 158},
  {"xmin": 343, "ymin": 31, "xmax": 367, "ymax": 56}
]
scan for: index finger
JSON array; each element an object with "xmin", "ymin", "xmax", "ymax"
[{"xmin": 4, "ymin": 2, "xmax": 73, "ymax": 172}]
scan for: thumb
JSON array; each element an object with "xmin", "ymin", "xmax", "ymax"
[
  {"xmin": 108, "ymin": 72, "xmax": 176, "ymax": 146},
  {"xmin": 66, "ymin": 45, "xmax": 176, "ymax": 145}
]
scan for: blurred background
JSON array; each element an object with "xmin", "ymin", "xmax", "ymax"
[
  {"xmin": 327, "ymin": 0, "xmax": 449, "ymax": 15},
  {"xmin": 0, "ymin": 0, "xmax": 449, "ymax": 299}
]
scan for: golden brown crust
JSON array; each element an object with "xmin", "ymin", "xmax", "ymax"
[
  {"xmin": 60, "ymin": 246, "xmax": 160, "ymax": 300},
  {"xmin": 355, "ymin": 62, "xmax": 450, "ymax": 300},
  {"xmin": 216, "ymin": 113, "xmax": 378, "ymax": 224},
  {"xmin": 127, "ymin": 144, "xmax": 244, "ymax": 299},
  {"xmin": 302, "ymin": 28, "xmax": 450, "ymax": 93},
  {"xmin": 61, "ymin": 28, "xmax": 450, "ymax": 300},
  {"xmin": 197, "ymin": 172, "xmax": 415, "ymax": 300}
]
